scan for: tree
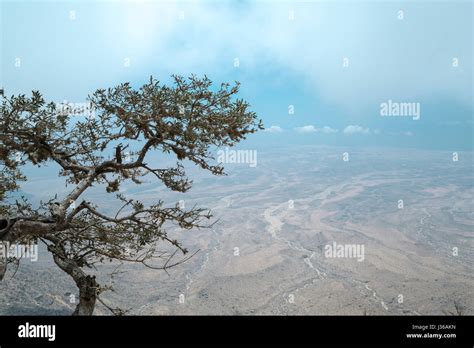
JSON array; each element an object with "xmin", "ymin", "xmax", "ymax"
[{"xmin": 0, "ymin": 76, "xmax": 262, "ymax": 315}]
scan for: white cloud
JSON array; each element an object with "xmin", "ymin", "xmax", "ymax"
[
  {"xmin": 319, "ymin": 126, "xmax": 338, "ymax": 134},
  {"xmin": 263, "ymin": 125, "xmax": 283, "ymax": 133},
  {"xmin": 343, "ymin": 125, "xmax": 370, "ymax": 135},
  {"xmin": 6, "ymin": 1, "xmax": 470, "ymax": 114},
  {"xmin": 294, "ymin": 125, "xmax": 317, "ymax": 133},
  {"xmin": 403, "ymin": 131, "xmax": 414, "ymax": 136},
  {"xmin": 294, "ymin": 125, "xmax": 338, "ymax": 134},
  {"xmin": 120, "ymin": 2, "xmax": 471, "ymax": 111}
]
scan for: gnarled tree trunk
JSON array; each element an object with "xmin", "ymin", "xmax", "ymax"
[
  {"xmin": 0, "ymin": 219, "xmax": 99, "ymax": 315},
  {"xmin": 72, "ymin": 274, "xmax": 98, "ymax": 315},
  {"xmin": 50, "ymin": 246, "xmax": 98, "ymax": 316},
  {"xmin": 0, "ymin": 241, "xmax": 7, "ymax": 281}
]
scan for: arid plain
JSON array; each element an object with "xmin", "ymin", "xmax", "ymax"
[{"xmin": 1, "ymin": 146, "xmax": 472, "ymax": 315}]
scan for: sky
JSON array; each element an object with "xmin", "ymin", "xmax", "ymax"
[{"xmin": 1, "ymin": 0, "xmax": 473, "ymax": 151}]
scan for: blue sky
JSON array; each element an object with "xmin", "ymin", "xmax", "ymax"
[{"xmin": 1, "ymin": 0, "xmax": 473, "ymax": 150}]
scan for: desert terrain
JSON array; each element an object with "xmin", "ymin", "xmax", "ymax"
[{"xmin": 0, "ymin": 146, "xmax": 472, "ymax": 315}]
